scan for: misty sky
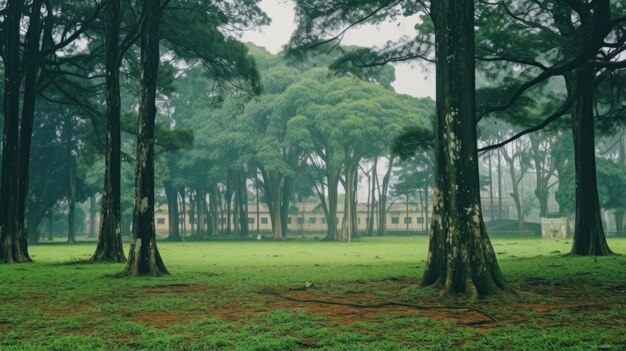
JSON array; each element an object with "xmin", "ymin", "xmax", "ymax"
[{"xmin": 240, "ymin": 0, "xmax": 436, "ymax": 99}]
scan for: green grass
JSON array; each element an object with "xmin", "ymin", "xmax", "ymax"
[{"xmin": 1, "ymin": 236, "xmax": 626, "ymax": 350}]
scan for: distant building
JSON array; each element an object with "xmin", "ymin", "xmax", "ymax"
[{"xmin": 153, "ymin": 202, "xmax": 431, "ymax": 235}]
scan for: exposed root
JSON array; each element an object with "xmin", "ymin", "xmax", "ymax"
[{"xmin": 259, "ymin": 289, "xmax": 498, "ymax": 324}]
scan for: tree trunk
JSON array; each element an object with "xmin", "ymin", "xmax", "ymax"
[
  {"xmin": 424, "ymin": 183, "xmax": 430, "ymax": 231},
  {"xmin": 91, "ymin": 0, "xmax": 126, "ymax": 262},
  {"xmin": 324, "ymin": 168, "xmax": 340, "ymax": 241},
  {"xmin": 165, "ymin": 182, "xmax": 182, "ymax": 241},
  {"xmin": 262, "ymin": 171, "xmax": 283, "ymax": 241},
  {"xmin": 181, "ymin": 188, "xmax": 187, "ymax": 235},
  {"xmin": 614, "ymin": 211, "xmax": 624, "ymax": 234},
  {"xmin": 47, "ymin": 209, "xmax": 54, "ymax": 241},
  {"xmin": 66, "ymin": 115, "xmax": 77, "ymax": 244},
  {"xmin": 236, "ymin": 171, "xmax": 249, "ymax": 239},
  {"xmin": 488, "ymin": 153, "xmax": 494, "ymax": 221},
  {"xmin": 497, "ymin": 149, "xmax": 503, "ymax": 219},
  {"xmin": 502, "ymin": 144, "xmax": 525, "ymax": 231},
  {"xmin": 209, "ymin": 183, "xmax": 219, "ymax": 236},
  {"xmin": 88, "ymin": 195, "xmax": 98, "ymax": 238},
  {"xmin": 280, "ymin": 176, "xmax": 291, "ymax": 239},
  {"xmin": 122, "ymin": 0, "xmax": 168, "ymax": 276},
  {"xmin": 422, "ymin": 0, "xmax": 507, "ymax": 297},
  {"xmin": 17, "ymin": 0, "xmax": 44, "ymax": 253},
  {"xmin": 568, "ymin": 66, "xmax": 613, "ymax": 256},
  {"xmin": 1, "ymin": 0, "xmax": 30, "ymax": 263},
  {"xmin": 339, "ymin": 159, "xmax": 358, "ymax": 242},
  {"xmin": 376, "ymin": 157, "xmax": 394, "ymax": 236}
]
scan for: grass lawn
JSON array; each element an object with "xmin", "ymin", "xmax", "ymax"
[{"xmin": 1, "ymin": 236, "xmax": 626, "ymax": 350}]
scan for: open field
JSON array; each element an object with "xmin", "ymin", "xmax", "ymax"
[{"xmin": 1, "ymin": 236, "xmax": 626, "ymax": 350}]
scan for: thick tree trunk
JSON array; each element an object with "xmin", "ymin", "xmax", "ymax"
[
  {"xmin": 16, "ymin": 0, "xmax": 44, "ymax": 253},
  {"xmin": 122, "ymin": 0, "xmax": 168, "ymax": 276},
  {"xmin": 568, "ymin": 66, "xmax": 613, "ymax": 256},
  {"xmin": 422, "ymin": 0, "xmax": 507, "ymax": 297},
  {"xmin": 1, "ymin": 0, "xmax": 30, "ymax": 263},
  {"xmin": 91, "ymin": 0, "xmax": 126, "ymax": 262}
]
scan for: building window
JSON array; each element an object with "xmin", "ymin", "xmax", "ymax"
[
  {"xmin": 404, "ymin": 217, "xmax": 412, "ymax": 224},
  {"xmin": 417, "ymin": 217, "xmax": 424, "ymax": 224},
  {"xmin": 321, "ymin": 217, "xmax": 326, "ymax": 224},
  {"xmin": 391, "ymin": 217, "xmax": 399, "ymax": 224},
  {"xmin": 287, "ymin": 217, "xmax": 292, "ymax": 224},
  {"xmin": 248, "ymin": 218, "xmax": 255, "ymax": 224},
  {"xmin": 297, "ymin": 217, "xmax": 305, "ymax": 225},
  {"xmin": 309, "ymin": 217, "xmax": 316, "ymax": 224},
  {"xmin": 261, "ymin": 217, "xmax": 268, "ymax": 224},
  {"xmin": 157, "ymin": 217, "xmax": 165, "ymax": 225}
]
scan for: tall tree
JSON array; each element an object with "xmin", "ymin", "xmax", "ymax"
[
  {"xmin": 421, "ymin": 0, "xmax": 507, "ymax": 296},
  {"xmin": 0, "ymin": 0, "xmax": 29, "ymax": 263},
  {"xmin": 122, "ymin": 0, "xmax": 168, "ymax": 276},
  {"xmin": 91, "ymin": 0, "xmax": 127, "ymax": 262}
]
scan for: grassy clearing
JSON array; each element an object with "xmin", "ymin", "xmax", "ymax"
[{"xmin": 1, "ymin": 236, "xmax": 626, "ymax": 350}]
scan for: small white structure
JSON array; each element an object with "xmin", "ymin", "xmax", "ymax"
[{"xmin": 541, "ymin": 217, "xmax": 571, "ymax": 239}]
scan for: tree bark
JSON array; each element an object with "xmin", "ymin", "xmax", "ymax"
[
  {"xmin": 66, "ymin": 115, "xmax": 77, "ymax": 244},
  {"xmin": 497, "ymin": 149, "xmax": 503, "ymax": 219},
  {"xmin": 376, "ymin": 157, "xmax": 394, "ymax": 236},
  {"xmin": 16, "ymin": 0, "xmax": 44, "ymax": 252},
  {"xmin": 1, "ymin": 0, "xmax": 30, "ymax": 263},
  {"xmin": 88, "ymin": 195, "xmax": 98, "ymax": 238},
  {"xmin": 324, "ymin": 168, "xmax": 340, "ymax": 241},
  {"xmin": 91, "ymin": 0, "xmax": 126, "ymax": 262},
  {"xmin": 122, "ymin": 0, "xmax": 168, "ymax": 276},
  {"xmin": 568, "ymin": 65, "xmax": 613, "ymax": 255},
  {"xmin": 422, "ymin": 0, "xmax": 508, "ymax": 297},
  {"xmin": 165, "ymin": 182, "xmax": 182, "ymax": 241}
]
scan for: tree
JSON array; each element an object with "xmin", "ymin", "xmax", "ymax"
[
  {"xmin": 91, "ymin": 0, "xmax": 128, "ymax": 262},
  {"xmin": 1, "ymin": 0, "xmax": 31, "ymax": 263},
  {"xmin": 290, "ymin": 0, "xmax": 508, "ymax": 295},
  {"xmin": 418, "ymin": 1, "xmax": 508, "ymax": 296},
  {"xmin": 474, "ymin": 0, "xmax": 616, "ymax": 255},
  {"xmin": 121, "ymin": 0, "xmax": 168, "ymax": 276},
  {"xmin": 1, "ymin": 0, "xmax": 102, "ymax": 263}
]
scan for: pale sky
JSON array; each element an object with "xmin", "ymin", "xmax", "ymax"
[{"xmin": 241, "ymin": 0, "xmax": 435, "ymax": 99}]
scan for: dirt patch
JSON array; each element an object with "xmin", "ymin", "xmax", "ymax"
[
  {"xmin": 0, "ymin": 321, "xmax": 11, "ymax": 335},
  {"xmin": 142, "ymin": 284, "xmax": 207, "ymax": 294},
  {"xmin": 42, "ymin": 303, "xmax": 95, "ymax": 317},
  {"xmin": 210, "ymin": 302, "xmax": 258, "ymax": 322},
  {"xmin": 266, "ymin": 290, "xmax": 497, "ymax": 329},
  {"xmin": 68, "ymin": 326, "xmax": 95, "ymax": 336},
  {"xmin": 131, "ymin": 311, "xmax": 190, "ymax": 328}
]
